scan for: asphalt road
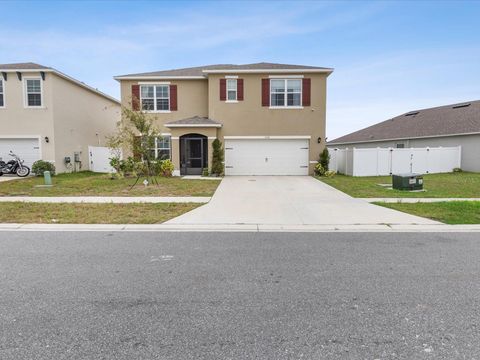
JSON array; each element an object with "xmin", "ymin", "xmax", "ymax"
[{"xmin": 1, "ymin": 231, "xmax": 480, "ymax": 360}]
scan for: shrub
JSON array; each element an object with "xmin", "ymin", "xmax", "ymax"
[
  {"xmin": 109, "ymin": 156, "xmax": 136, "ymax": 178},
  {"xmin": 211, "ymin": 139, "xmax": 224, "ymax": 176},
  {"xmin": 160, "ymin": 159, "xmax": 174, "ymax": 177},
  {"xmin": 319, "ymin": 148, "xmax": 330, "ymax": 171},
  {"xmin": 453, "ymin": 167, "xmax": 462, "ymax": 173},
  {"xmin": 324, "ymin": 170, "xmax": 336, "ymax": 178},
  {"xmin": 32, "ymin": 160, "xmax": 56, "ymax": 176},
  {"xmin": 314, "ymin": 163, "xmax": 326, "ymax": 176},
  {"xmin": 202, "ymin": 168, "xmax": 209, "ymax": 177}
]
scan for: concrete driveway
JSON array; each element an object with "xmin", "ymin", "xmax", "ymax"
[{"xmin": 166, "ymin": 176, "xmax": 438, "ymax": 226}]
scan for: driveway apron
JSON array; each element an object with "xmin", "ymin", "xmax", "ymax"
[{"xmin": 165, "ymin": 176, "xmax": 439, "ymax": 226}]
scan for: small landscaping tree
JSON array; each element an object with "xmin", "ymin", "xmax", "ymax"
[
  {"xmin": 107, "ymin": 107, "xmax": 161, "ymax": 182},
  {"xmin": 319, "ymin": 148, "xmax": 330, "ymax": 172},
  {"xmin": 211, "ymin": 139, "xmax": 224, "ymax": 176}
]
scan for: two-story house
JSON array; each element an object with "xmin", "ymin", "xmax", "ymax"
[
  {"xmin": 114, "ymin": 62, "xmax": 333, "ymax": 176},
  {"xmin": 0, "ymin": 63, "xmax": 120, "ymax": 172}
]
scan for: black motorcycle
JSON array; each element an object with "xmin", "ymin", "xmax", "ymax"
[{"xmin": 0, "ymin": 151, "xmax": 31, "ymax": 177}]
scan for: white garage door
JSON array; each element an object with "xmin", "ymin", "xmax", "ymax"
[
  {"xmin": 0, "ymin": 138, "xmax": 41, "ymax": 169},
  {"xmin": 225, "ymin": 138, "xmax": 309, "ymax": 175}
]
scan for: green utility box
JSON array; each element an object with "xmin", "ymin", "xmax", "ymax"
[{"xmin": 392, "ymin": 173, "xmax": 424, "ymax": 191}]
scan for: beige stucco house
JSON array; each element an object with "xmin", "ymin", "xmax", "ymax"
[
  {"xmin": 114, "ymin": 62, "xmax": 333, "ymax": 176},
  {"xmin": 0, "ymin": 63, "xmax": 120, "ymax": 173}
]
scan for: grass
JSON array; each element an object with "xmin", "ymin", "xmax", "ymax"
[
  {"xmin": 375, "ymin": 201, "xmax": 480, "ymax": 224},
  {"xmin": 0, "ymin": 202, "xmax": 200, "ymax": 224},
  {"xmin": 317, "ymin": 172, "xmax": 480, "ymax": 198},
  {"xmin": 0, "ymin": 171, "xmax": 219, "ymax": 197}
]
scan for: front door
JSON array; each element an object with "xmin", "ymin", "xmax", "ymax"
[{"xmin": 180, "ymin": 137, "xmax": 207, "ymax": 175}]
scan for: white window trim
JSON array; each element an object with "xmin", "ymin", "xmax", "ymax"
[
  {"xmin": 140, "ymin": 84, "xmax": 170, "ymax": 113},
  {"xmin": 154, "ymin": 135, "xmax": 172, "ymax": 160},
  {"xmin": 269, "ymin": 78, "xmax": 302, "ymax": 108},
  {"xmin": 226, "ymin": 78, "xmax": 237, "ymax": 102},
  {"xmin": 0, "ymin": 79, "xmax": 4, "ymax": 108},
  {"xmin": 23, "ymin": 77, "xmax": 44, "ymax": 109}
]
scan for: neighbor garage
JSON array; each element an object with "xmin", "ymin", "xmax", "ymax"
[
  {"xmin": 224, "ymin": 137, "xmax": 309, "ymax": 175},
  {"xmin": 0, "ymin": 138, "xmax": 41, "ymax": 169}
]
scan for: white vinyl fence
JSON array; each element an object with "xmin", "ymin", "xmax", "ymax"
[
  {"xmin": 328, "ymin": 146, "xmax": 461, "ymax": 176},
  {"xmin": 88, "ymin": 146, "xmax": 121, "ymax": 173}
]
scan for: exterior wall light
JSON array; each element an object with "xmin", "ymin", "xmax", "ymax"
[{"xmin": 45, "ymin": 136, "xmax": 50, "ymax": 143}]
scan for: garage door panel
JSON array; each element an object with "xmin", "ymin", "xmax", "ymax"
[
  {"xmin": 225, "ymin": 139, "xmax": 309, "ymax": 176},
  {"xmin": 0, "ymin": 138, "xmax": 41, "ymax": 169}
]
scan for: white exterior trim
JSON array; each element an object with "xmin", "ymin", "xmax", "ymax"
[
  {"xmin": 269, "ymin": 106, "xmax": 304, "ymax": 110},
  {"xmin": 114, "ymin": 75, "xmax": 206, "ymax": 81},
  {"xmin": 138, "ymin": 81, "xmax": 171, "ymax": 85},
  {"xmin": 165, "ymin": 124, "xmax": 222, "ymax": 128},
  {"xmin": 269, "ymin": 74, "xmax": 304, "ymax": 78},
  {"xmin": 329, "ymin": 131, "xmax": 480, "ymax": 146},
  {"xmin": 225, "ymin": 75, "xmax": 239, "ymax": 79},
  {"xmin": 309, "ymin": 160, "xmax": 318, "ymax": 164},
  {"xmin": 207, "ymin": 137, "xmax": 217, "ymax": 140},
  {"xmin": 225, "ymin": 100, "xmax": 239, "ymax": 103},
  {"xmin": 23, "ymin": 76, "xmax": 44, "ymax": 109},
  {"xmin": 203, "ymin": 68, "xmax": 333, "ymax": 74},
  {"xmin": 223, "ymin": 135, "xmax": 311, "ymax": 140},
  {"xmin": 0, "ymin": 78, "xmax": 5, "ymax": 108}
]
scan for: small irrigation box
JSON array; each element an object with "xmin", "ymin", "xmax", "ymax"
[{"xmin": 392, "ymin": 173, "xmax": 424, "ymax": 191}]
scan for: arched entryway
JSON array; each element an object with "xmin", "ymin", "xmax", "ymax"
[{"xmin": 180, "ymin": 134, "xmax": 208, "ymax": 175}]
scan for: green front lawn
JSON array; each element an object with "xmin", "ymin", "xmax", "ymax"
[
  {"xmin": 318, "ymin": 172, "xmax": 480, "ymax": 198},
  {"xmin": 375, "ymin": 201, "xmax": 480, "ymax": 224},
  {"xmin": 0, "ymin": 202, "xmax": 199, "ymax": 224},
  {"xmin": 0, "ymin": 171, "xmax": 219, "ymax": 197}
]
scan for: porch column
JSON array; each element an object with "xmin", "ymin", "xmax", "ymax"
[{"xmin": 171, "ymin": 137, "xmax": 181, "ymax": 176}]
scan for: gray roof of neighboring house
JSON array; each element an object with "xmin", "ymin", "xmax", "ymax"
[
  {"xmin": 0, "ymin": 62, "xmax": 51, "ymax": 70},
  {"xmin": 329, "ymin": 100, "xmax": 480, "ymax": 145},
  {"xmin": 115, "ymin": 62, "xmax": 333, "ymax": 78},
  {"xmin": 165, "ymin": 116, "xmax": 222, "ymax": 127},
  {"xmin": 0, "ymin": 62, "xmax": 119, "ymax": 104}
]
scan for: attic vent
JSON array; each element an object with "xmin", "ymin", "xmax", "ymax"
[
  {"xmin": 452, "ymin": 103, "xmax": 471, "ymax": 109},
  {"xmin": 405, "ymin": 111, "xmax": 419, "ymax": 116}
]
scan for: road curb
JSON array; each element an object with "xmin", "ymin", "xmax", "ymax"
[{"xmin": 1, "ymin": 223, "xmax": 480, "ymax": 232}]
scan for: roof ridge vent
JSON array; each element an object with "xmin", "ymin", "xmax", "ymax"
[
  {"xmin": 405, "ymin": 111, "xmax": 419, "ymax": 116},
  {"xmin": 452, "ymin": 103, "xmax": 471, "ymax": 109}
]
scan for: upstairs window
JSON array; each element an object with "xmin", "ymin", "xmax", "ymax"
[
  {"xmin": 226, "ymin": 79, "xmax": 237, "ymax": 101},
  {"xmin": 0, "ymin": 79, "xmax": 4, "ymax": 107},
  {"xmin": 140, "ymin": 85, "xmax": 169, "ymax": 112},
  {"xmin": 25, "ymin": 78, "xmax": 42, "ymax": 107},
  {"xmin": 270, "ymin": 79, "xmax": 302, "ymax": 107}
]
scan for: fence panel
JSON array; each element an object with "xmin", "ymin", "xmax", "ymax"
[{"xmin": 328, "ymin": 146, "xmax": 461, "ymax": 177}]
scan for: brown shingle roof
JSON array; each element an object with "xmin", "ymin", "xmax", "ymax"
[
  {"xmin": 329, "ymin": 100, "xmax": 480, "ymax": 144},
  {"xmin": 165, "ymin": 116, "xmax": 222, "ymax": 127},
  {"xmin": 116, "ymin": 62, "xmax": 332, "ymax": 78},
  {"xmin": 0, "ymin": 62, "xmax": 51, "ymax": 70}
]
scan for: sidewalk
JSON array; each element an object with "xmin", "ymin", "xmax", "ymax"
[
  {"xmin": 0, "ymin": 196, "xmax": 210, "ymax": 203},
  {"xmin": 362, "ymin": 198, "xmax": 480, "ymax": 203}
]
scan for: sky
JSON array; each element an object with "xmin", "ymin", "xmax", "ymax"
[{"xmin": 1, "ymin": 0, "xmax": 480, "ymax": 140}]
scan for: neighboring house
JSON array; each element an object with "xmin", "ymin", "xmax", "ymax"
[
  {"xmin": 0, "ymin": 63, "xmax": 120, "ymax": 172},
  {"xmin": 329, "ymin": 100, "xmax": 480, "ymax": 172},
  {"xmin": 114, "ymin": 62, "xmax": 333, "ymax": 176}
]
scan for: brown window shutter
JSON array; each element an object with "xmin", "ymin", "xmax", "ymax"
[
  {"xmin": 237, "ymin": 79, "xmax": 244, "ymax": 101},
  {"xmin": 261, "ymin": 79, "xmax": 269, "ymax": 106},
  {"xmin": 302, "ymin": 78, "xmax": 311, "ymax": 106},
  {"xmin": 170, "ymin": 84, "xmax": 177, "ymax": 111},
  {"xmin": 219, "ymin": 79, "xmax": 226, "ymax": 101},
  {"xmin": 131, "ymin": 84, "xmax": 140, "ymax": 111}
]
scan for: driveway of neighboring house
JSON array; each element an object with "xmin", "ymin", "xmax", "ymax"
[
  {"xmin": 0, "ymin": 175, "xmax": 23, "ymax": 183},
  {"xmin": 166, "ymin": 176, "xmax": 438, "ymax": 226}
]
